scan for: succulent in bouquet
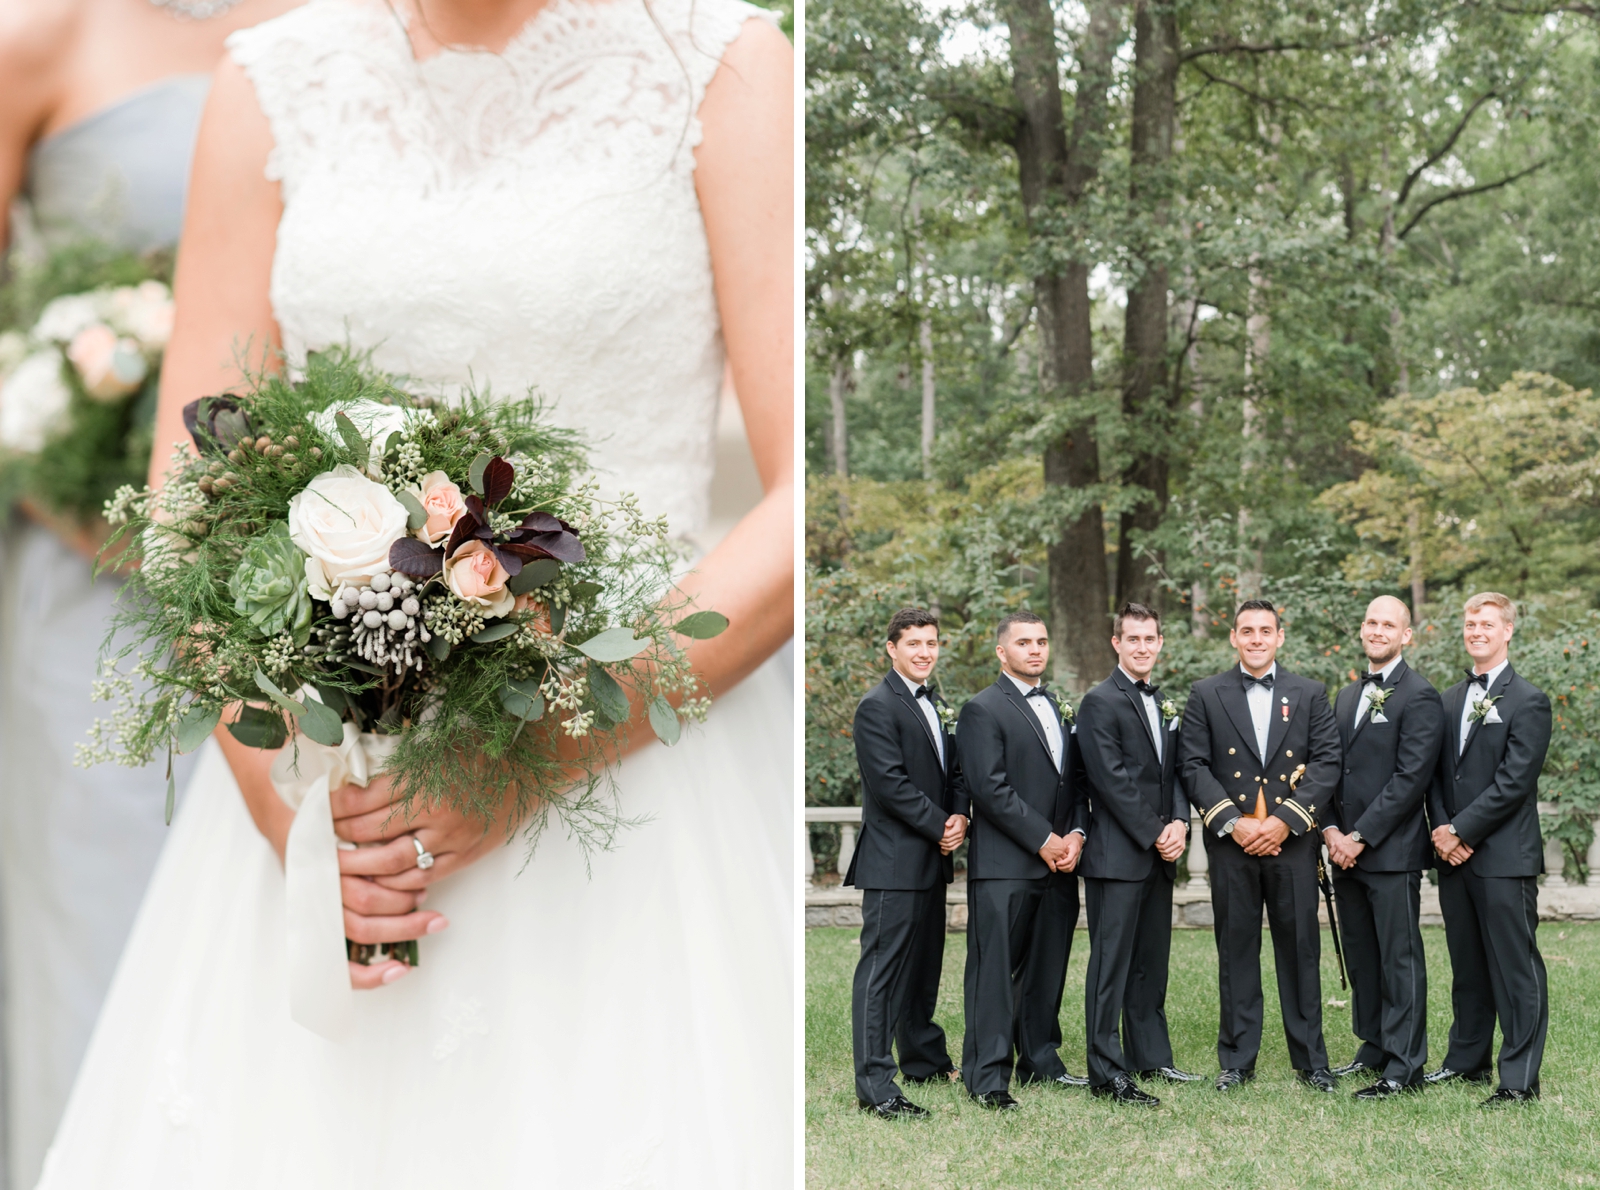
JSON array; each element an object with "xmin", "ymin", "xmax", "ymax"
[{"xmin": 82, "ymin": 351, "xmax": 726, "ymax": 975}]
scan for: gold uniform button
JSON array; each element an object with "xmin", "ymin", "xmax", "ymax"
[
  {"xmin": 1275, "ymin": 797, "xmax": 1283, "ymax": 804},
  {"xmin": 1228, "ymin": 747, "xmax": 1236, "ymax": 755},
  {"xmin": 1286, "ymin": 749, "xmax": 1293, "ymax": 757},
  {"xmin": 1239, "ymin": 795, "xmax": 1247, "ymax": 802},
  {"xmin": 1279, "ymin": 774, "xmax": 1286, "ymax": 781},
  {"xmin": 1234, "ymin": 771, "xmax": 1241, "ymax": 778}
]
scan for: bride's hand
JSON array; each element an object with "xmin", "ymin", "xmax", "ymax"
[{"xmin": 331, "ymin": 773, "xmax": 512, "ymax": 891}]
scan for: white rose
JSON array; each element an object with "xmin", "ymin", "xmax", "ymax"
[
  {"xmin": 287, "ymin": 464, "xmax": 410, "ymax": 599},
  {"xmin": 0, "ymin": 351, "xmax": 73, "ymax": 453},
  {"xmin": 32, "ymin": 293, "xmax": 106, "ymax": 343},
  {"xmin": 0, "ymin": 330, "xmax": 29, "ymax": 383},
  {"xmin": 309, "ymin": 399, "xmax": 430, "ymax": 477},
  {"xmin": 106, "ymin": 281, "xmax": 174, "ymax": 351}
]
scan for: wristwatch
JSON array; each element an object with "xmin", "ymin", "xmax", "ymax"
[
  {"xmin": 1446, "ymin": 824, "xmax": 1458, "ymax": 837},
  {"xmin": 1348, "ymin": 831, "xmax": 1364, "ymax": 845},
  {"xmin": 1221, "ymin": 819, "xmax": 1237, "ymax": 836}
]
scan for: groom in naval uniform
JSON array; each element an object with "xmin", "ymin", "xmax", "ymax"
[
  {"xmin": 847, "ymin": 607, "xmax": 970, "ymax": 1119},
  {"xmin": 1075, "ymin": 602, "xmax": 1199, "ymax": 1108},
  {"xmin": 1426, "ymin": 592, "xmax": 1551, "ymax": 1107},
  {"xmin": 1322, "ymin": 596, "xmax": 1445, "ymax": 1098},
  {"xmin": 957, "ymin": 610, "xmax": 1088, "ymax": 1110},
  {"xmin": 1178, "ymin": 599, "xmax": 1342, "ymax": 1092}
]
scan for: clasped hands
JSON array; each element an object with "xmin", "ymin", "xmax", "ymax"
[
  {"xmin": 1038, "ymin": 831, "xmax": 1083, "ymax": 873},
  {"xmin": 1431, "ymin": 823, "xmax": 1474, "ymax": 866},
  {"xmin": 329, "ymin": 774, "xmax": 509, "ymax": 989},
  {"xmin": 1322, "ymin": 826, "xmax": 1367, "ymax": 869},
  {"xmin": 939, "ymin": 814, "xmax": 967, "ymax": 855},
  {"xmin": 1232, "ymin": 815, "xmax": 1288, "ymax": 856}
]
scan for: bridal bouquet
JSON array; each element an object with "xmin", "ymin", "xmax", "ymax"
[
  {"xmin": 82, "ymin": 352, "xmax": 724, "ymax": 976},
  {"xmin": 0, "ymin": 248, "xmax": 172, "ymax": 525}
]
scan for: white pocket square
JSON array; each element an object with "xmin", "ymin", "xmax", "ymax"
[
  {"xmin": 1168, "ymin": 718, "xmax": 1180, "ymax": 732},
  {"xmin": 1370, "ymin": 712, "xmax": 1389, "ymax": 724},
  {"xmin": 1484, "ymin": 706, "xmax": 1504, "ymax": 724}
]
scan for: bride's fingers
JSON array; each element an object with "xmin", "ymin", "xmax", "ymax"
[
  {"xmin": 333, "ymin": 804, "xmax": 423, "ymax": 844},
  {"xmin": 340, "ymin": 875, "xmax": 423, "ymax": 916},
  {"xmin": 349, "ymin": 960, "xmax": 411, "ymax": 990},
  {"xmin": 329, "ymin": 781, "xmax": 396, "ymax": 820},
  {"xmin": 343, "ymin": 907, "xmax": 448, "ymax": 945},
  {"xmin": 338, "ymin": 836, "xmax": 428, "ymax": 877},
  {"xmin": 369, "ymin": 850, "xmax": 468, "ymax": 892}
]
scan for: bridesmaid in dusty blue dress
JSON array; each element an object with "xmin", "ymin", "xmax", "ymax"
[{"xmin": 0, "ymin": 5, "xmax": 299, "ymax": 1185}]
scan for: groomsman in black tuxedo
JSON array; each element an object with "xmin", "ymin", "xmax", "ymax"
[
  {"xmin": 1322, "ymin": 596, "xmax": 1445, "ymax": 1098},
  {"xmin": 847, "ymin": 607, "xmax": 970, "ymax": 1120},
  {"xmin": 1425, "ymin": 593, "xmax": 1552, "ymax": 1107},
  {"xmin": 1076, "ymin": 603, "xmax": 1200, "ymax": 1107},
  {"xmin": 1178, "ymin": 599, "xmax": 1342, "ymax": 1092},
  {"xmin": 957, "ymin": 611, "xmax": 1089, "ymax": 1110}
]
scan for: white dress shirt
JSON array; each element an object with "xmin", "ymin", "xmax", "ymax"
[
  {"xmin": 1354, "ymin": 655, "xmax": 1403, "ymax": 728},
  {"xmin": 1004, "ymin": 670, "xmax": 1063, "ymax": 772},
  {"xmin": 1242, "ymin": 662, "xmax": 1276, "ymax": 761},
  {"xmin": 890, "ymin": 667, "xmax": 943, "ymax": 766},
  {"xmin": 1120, "ymin": 666, "xmax": 1162, "ymax": 761},
  {"xmin": 1459, "ymin": 658, "xmax": 1509, "ymax": 755}
]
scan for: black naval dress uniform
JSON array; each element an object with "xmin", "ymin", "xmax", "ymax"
[
  {"xmin": 1429, "ymin": 662, "xmax": 1552, "ymax": 1094},
  {"xmin": 1326, "ymin": 657, "xmax": 1445, "ymax": 1087},
  {"xmin": 847, "ymin": 670, "xmax": 969, "ymax": 1107},
  {"xmin": 1178, "ymin": 664, "xmax": 1342, "ymax": 1076}
]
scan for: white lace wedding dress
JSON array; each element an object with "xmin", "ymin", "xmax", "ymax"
[{"xmin": 36, "ymin": 2, "xmax": 793, "ymax": 1186}]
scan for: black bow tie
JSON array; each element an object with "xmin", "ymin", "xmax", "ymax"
[
  {"xmin": 1241, "ymin": 671, "xmax": 1274, "ymax": 690},
  {"xmin": 1466, "ymin": 669, "xmax": 1491, "ymax": 689},
  {"xmin": 1360, "ymin": 671, "xmax": 1386, "ymax": 686},
  {"xmin": 913, "ymin": 684, "xmax": 934, "ymax": 701},
  {"xmin": 1134, "ymin": 680, "xmax": 1160, "ymax": 700},
  {"xmin": 1024, "ymin": 685, "xmax": 1051, "ymax": 699}
]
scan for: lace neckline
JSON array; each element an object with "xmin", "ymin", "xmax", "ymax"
[{"xmin": 374, "ymin": 0, "xmax": 633, "ymax": 70}]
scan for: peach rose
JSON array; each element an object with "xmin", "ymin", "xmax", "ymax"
[
  {"xmin": 67, "ymin": 323, "xmax": 146, "ymax": 402},
  {"xmin": 445, "ymin": 541, "xmax": 514, "ymax": 618},
  {"xmin": 410, "ymin": 470, "xmax": 466, "ymax": 545}
]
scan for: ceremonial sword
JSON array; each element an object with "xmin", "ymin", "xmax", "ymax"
[{"xmin": 1290, "ymin": 763, "xmax": 1348, "ymax": 990}]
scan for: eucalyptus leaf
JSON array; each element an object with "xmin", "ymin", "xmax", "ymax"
[
  {"xmin": 312, "ymin": 683, "xmax": 350, "ymax": 715},
  {"xmin": 648, "ymin": 696, "xmax": 681, "ymax": 746},
  {"xmin": 397, "ymin": 489, "xmax": 429, "ymax": 531},
  {"xmin": 298, "ymin": 695, "xmax": 346, "ymax": 747},
  {"xmin": 469, "ymin": 621, "xmax": 520, "ymax": 643},
  {"xmin": 499, "ymin": 678, "xmax": 545, "ymax": 721},
  {"xmin": 334, "ymin": 411, "xmax": 369, "ymax": 470},
  {"xmin": 428, "ymin": 635, "xmax": 451, "ymax": 662},
  {"xmin": 568, "ymin": 581, "xmax": 603, "ymax": 602},
  {"xmin": 254, "ymin": 669, "xmax": 305, "ymax": 718},
  {"xmin": 508, "ymin": 558, "xmax": 561, "ymax": 594},
  {"xmin": 588, "ymin": 665, "xmax": 630, "ymax": 726},
  {"xmin": 175, "ymin": 704, "xmax": 221, "ymax": 754},
  {"xmin": 550, "ymin": 604, "xmax": 567, "ymax": 635},
  {"xmin": 166, "ymin": 770, "xmax": 176, "ymax": 826},
  {"xmin": 468, "ymin": 451, "xmax": 492, "ymax": 495},
  {"xmin": 574, "ymin": 626, "xmax": 649, "ymax": 663},
  {"xmin": 227, "ymin": 705, "xmax": 288, "ymax": 750},
  {"xmin": 673, "ymin": 610, "xmax": 729, "ymax": 639}
]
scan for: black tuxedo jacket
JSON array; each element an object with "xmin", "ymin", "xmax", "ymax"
[
  {"xmin": 1179, "ymin": 665, "xmax": 1341, "ymax": 838},
  {"xmin": 846, "ymin": 673, "xmax": 969, "ymax": 890},
  {"xmin": 956, "ymin": 677, "xmax": 1088, "ymax": 881},
  {"xmin": 1076, "ymin": 669, "xmax": 1186, "ymax": 882},
  {"xmin": 1326, "ymin": 659, "xmax": 1445, "ymax": 872},
  {"xmin": 1427, "ymin": 664, "xmax": 1551, "ymax": 878}
]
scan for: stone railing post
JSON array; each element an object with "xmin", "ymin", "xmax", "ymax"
[
  {"xmin": 803, "ymin": 806, "xmax": 864, "ymax": 885},
  {"xmin": 1539, "ymin": 801, "xmax": 1567, "ymax": 888},
  {"xmin": 804, "ymin": 828, "xmax": 815, "ymax": 891},
  {"xmin": 1186, "ymin": 808, "xmax": 1208, "ymax": 889},
  {"xmin": 1588, "ymin": 817, "xmax": 1600, "ymax": 888},
  {"xmin": 838, "ymin": 823, "xmax": 857, "ymax": 879}
]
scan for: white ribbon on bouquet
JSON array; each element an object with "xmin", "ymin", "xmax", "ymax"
[{"xmin": 270, "ymin": 724, "xmax": 400, "ymax": 1041}]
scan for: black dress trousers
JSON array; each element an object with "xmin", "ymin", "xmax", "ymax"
[
  {"xmin": 961, "ymin": 876, "xmax": 1048, "ymax": 1095},
  {"xmin": 1206, "ymin": 828, "xmax": 1329, "ymax": 1072},
  {"xmin": 1014, "ymin": 870, "xmax": 1081, "ymax": 1083},
  {"xmin": 1331, "ymin": 867, "xmax": 1428, "ymax": 1085},
  {"xmin": 851, "ymin": 884, "xmax": 954, "ymax": 1103},
  {"xmin": 1083, "ymin": 870, "xmax": 1175, "ymax": 1087},
  {"xmin": 1437, "ymin": 868, "xmax": 1548, "ymax": 1090}
]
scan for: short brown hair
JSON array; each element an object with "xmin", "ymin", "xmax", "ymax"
[
  {"xmin": 1113, "ymin": 601, "xmax": 1161, "ymax": 637},
  {"xmin": 887, "ymin": 607, "xmax": 939, "ymax": 644},
  {"xmin": 1464, "ymin": 591, "xmax": 1516, "ymax": 625},
  {"xmin": 1235, "ymin": 598, "xmax": 1281, "ymax": 629},
  {"xmin": 996, "ymin": 610, "xmax": 1046, "ymax": 643}
]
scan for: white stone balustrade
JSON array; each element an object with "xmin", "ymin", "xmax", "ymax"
[{"xmin": 804, "ymin": 806, "xmax": 861, "ymax": 891}]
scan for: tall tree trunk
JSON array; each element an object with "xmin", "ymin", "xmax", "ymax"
[
  {"xmin": 1408, "ymin": 504, "xmax": 1425, "ymax": 618},
  {"xmin": 1116, "ymin": 0, "xmax": 1179, "ymax": 610},
  {"xmin": 1237, "ymin": 266, "xmax": 1269, "ymax": 597},
  {"xmin": 1000, "ymin": 0, "xmax": 1121, "ymax": 690},
  {"xmin": 920, "ymin": 317, "xmax": 936, "ymax": 479},
  {"xmin": 829, "ymin": 358, "xmax": 850, "ymax": 477}
]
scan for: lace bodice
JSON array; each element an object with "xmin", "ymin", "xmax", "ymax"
[{"xmin": 228, "ymin": 0, "xmax": 773, "ymax": 539}]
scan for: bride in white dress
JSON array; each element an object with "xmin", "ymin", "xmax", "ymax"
[{"xmin": 37, "ymin": 1, "xmax": 793, "ymax": 1186}]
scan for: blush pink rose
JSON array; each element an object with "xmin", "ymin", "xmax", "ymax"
[
  {"xmin": 410, "ymin": 470, "xmax": 467, "ymax": 545},
  {"xmin": 67, "ymin": 323, "xmax": 146, "ymax": 402},
  {"xmin": 445, "ymin": 541, "xmax": 514, "ymax": 618}
]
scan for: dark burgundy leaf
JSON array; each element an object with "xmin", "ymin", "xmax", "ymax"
[
  {"xmin": 520, "ymin": 512, "xmax": 563, "ymax": 533},
  {"xmin": 389, "ymin": 537, "xmax": 444, "ymax": 577},
  {"xmin": 482, "ymin": 456, "xmax": 515, "ymax": 507},
  {"xmin": 182, "ymin": 394, "xmax": 251, "ymax": 454},
  {"xmin": 523, "ymin": 530, "xmax": 585, "ymax": 564},
  {"xmin": 493, "ymin": 546, "xmax": 524, "ymax": 576},
  {"xmin": 444, "ymin": 512, "xmax": 481, "ymax": 559},
  {"xmin": 464, "ymin": 494, "xmax": 488, "ymax": 523},
  {"xmin": 500, "ymin": 541, "xmax": 553, "ymax": 561},
  {"xmin": 474, "ymin": 524, "xmax": 495, "ymax": 540}
]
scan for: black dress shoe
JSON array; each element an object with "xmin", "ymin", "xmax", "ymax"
[
  {"xmin": 970, "ymin": 1090, "xmax": 1021, "ymax": 1111},
  {"xmin": 902, "ymin": 1068, "xmax": 961, "ymax": 1085},
  {"xmin": 1092, "ymin": 1073, "xmax": 1160, "ymax": 1107},
  {"xmin": 1330, "ymin": 1060, "xmax": 1375, "ymax": 1078},
  {"xmin": 1020, "ymin": 1070, "xmax": 1090, "ymax": 1088},
  {"xmin": 1424, "ymin": 1066, "xmax": 1494, "ymax": 1086},
  {"xmin": 1138, "ymin": 1066, "xmax": 1203, "ymax": 1084},
  {"xmin": 1354, "ymin": 1078, "xmax": 1416, "ymax": 1100},
  {"xmin": 1480, "ymin": 1087, "xmax": 1539, "ymax": 1108},
  {"xmin": 858, "ymin": 1095, "xmax": 930, "ymax": 1119},
  {"xmin": 1297, "ymin": 1068, "xmax": 1337, "ymax": 1093},
  {"xmin": 1215, "ymin": 1068, "xmax": 1255, "ymax": 1091}
]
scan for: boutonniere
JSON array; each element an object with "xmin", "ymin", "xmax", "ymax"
[
  {"xmin": 1468, "ymin": 694, "xmax": 1503, "ymax": 724},
  {"xmin": 1366, "ymin": 686, "xmax": 1393, "ymax": 723},
  {"xmin": 1058, "ymin": 699, "xmax": 1076, "ymax": 726},
  {"xmin": 1160, "ymin": 698, "xmax": 1178, "ymax": 723},
  {"xmin": 937, "ymin": 704, "xmax": 958, "ymax": 731}
]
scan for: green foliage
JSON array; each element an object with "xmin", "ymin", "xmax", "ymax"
[{"xmin": 228, "ymin": 523, "xmax": 313, "ymax": 640}]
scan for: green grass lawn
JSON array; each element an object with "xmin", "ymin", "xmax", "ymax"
[{"xmin": 807, "ymin": 923, "xmax": 1600, "ymax": 1189}]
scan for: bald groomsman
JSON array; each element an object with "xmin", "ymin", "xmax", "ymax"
[
  {"xmin": 1426, "ymin": 593, "xmax": 1551, "ymax": 1107},
  {"xmin": 1322, "ymin": 596, "xmax": 1444, "ymax": 1097},
  {"xmin": 1179, "ymin": 599, "xmax": 1343, "ymax": 1092}
]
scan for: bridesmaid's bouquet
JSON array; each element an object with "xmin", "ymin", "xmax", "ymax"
[
  {"xmin": 82, "ymin": 352, "xmax": 724, "ymax": 973},
  {"xmin": 0, "ymin": 246, "xmax": 172, "ymax": 527}
]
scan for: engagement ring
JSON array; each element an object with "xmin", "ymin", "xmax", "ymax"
[{"xmin": 412, "ymin": 837, "xmax": 434, "ymax": 870}]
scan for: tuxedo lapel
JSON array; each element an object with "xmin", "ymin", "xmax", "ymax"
[
  {"xmin": 1335, "ymin": 683, "xmax": 1356, "ymax": 749},
  {"xmin": 1263, "ymin": 680, "xmax": 1298, "ymax": 762},
  {"xmin": 887, "ymin": 676, "xmax": 942, "ymax": 768},
  {"xmin": 1115, "ymin": 671, "xmax": 1161, "ymax": 762},
  {"xmin": 1000, "ymin": 679, "xmax": 1057, "ymax": 769},
  {"xmin": 1217, "ymin": 672, "xmax": 1259, "ymax": 758},
  {"xmin": 1460, "ymin": 665, "xmax": 1514, "ymax": 762}
]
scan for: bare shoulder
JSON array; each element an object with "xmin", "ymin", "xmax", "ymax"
[
  {"xmin": 0, "ymin": 0, "xmax": 80, "ymax": 130},
  {"xmin": 699, "ymin": 15, "xmax": 791, "ymax": 127},
  {"xmin": 192, "ymin": 52, "xmax": 276, "ymax": 171}
]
